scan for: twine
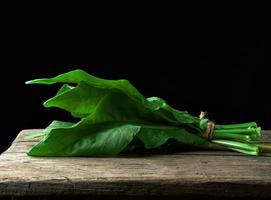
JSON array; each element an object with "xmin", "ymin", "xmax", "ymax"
[{"xmin": 199, "ymin": 111, "xmax": 215, "ymax": 140}]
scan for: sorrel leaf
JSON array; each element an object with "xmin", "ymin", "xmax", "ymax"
[{"xmin": 26, "ymin": 69, "xmax": 267, "ymax": 156}]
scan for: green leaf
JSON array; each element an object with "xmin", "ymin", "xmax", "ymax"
[
  {"xmin": 27, "ymin": 91, "xmax": 207, "ymax": 156},
  {"xmin": 137, "ymin": 127, "xmax": 210, "ymax": 149},
  {"xmin": 24, "ymin": 120, "xmax": 75, "ymax": 140},
  {"xmin": 28, "ymin": 122, "xmax": 141, "ymax": 156},
  {"xmin": 25, "ymin": 69, "xmax": 264, "ymax": 156},
  {"xmin": 56, "ymin": 84, "xmax": 74, "ymax": 95},
  {"xmin": 26, "ymin": 69, "xmax": 145, "ymax": 102},
  {"xmin": 67, "ymin": 124, "xmax": 141, "ymax": 156},
  {"xmin": 44, "ymin": 81, "xmax": 112, "ymax": 118}
]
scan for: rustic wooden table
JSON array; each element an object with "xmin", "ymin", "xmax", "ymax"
[{"xmin": 0, "ymin": 130, "xmax": 270, "ymax": 200}]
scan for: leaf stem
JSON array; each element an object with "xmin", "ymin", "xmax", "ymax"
[
  {"xmin": 215, "ymin": 122, "xmax": 257, "ymax": 130},
  {"xmin": 211, "ymin": 139, "xmax": 259, "ymax": 156}
]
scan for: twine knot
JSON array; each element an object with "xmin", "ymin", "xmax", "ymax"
[{"xmin": 199, "ymin": 111, "xmax": 215, "ymax": 140}]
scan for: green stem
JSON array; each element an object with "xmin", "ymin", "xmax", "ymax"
[
  {"xmin": 213, "ymin": 127, "xmax": 261, "ymax": 141},
  {"xmin": 215, "ymin": 122, "xmax": 257, "ymax": 130},
  {"xmin": 212, "ymin": 132, "xmax": 251, "ymax": 142},
  {"xmin": 211, "ymin": 139, "xmax": 259, "ymax": 156}
]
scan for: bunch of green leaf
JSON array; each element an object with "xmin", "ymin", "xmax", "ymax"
[{"xmin": 25, "ymin": 69, "xmax": 264, "ymax": 156}]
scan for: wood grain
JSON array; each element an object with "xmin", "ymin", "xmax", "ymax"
[{"xmin": 0, "ymin": 129, "xmax": 270, "ymax": 198}]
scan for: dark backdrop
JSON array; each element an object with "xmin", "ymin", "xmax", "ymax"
[{"xmin": 0, "ymin": 14, "xmax": 269, "ymax": 153}]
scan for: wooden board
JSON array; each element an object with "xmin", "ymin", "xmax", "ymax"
[{"xmin": 0, "ymin": 130, "xmax": 270, "ymax": 199}]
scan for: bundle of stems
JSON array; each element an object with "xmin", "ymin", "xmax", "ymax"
[{"xmin": 208, "ymin": 121, "xmax": 262, "ymax": 155}]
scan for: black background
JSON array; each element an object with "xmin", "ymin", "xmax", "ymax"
[{"xmin": 0, "ymin": 6, "xmax": 269, "ymax": 153}]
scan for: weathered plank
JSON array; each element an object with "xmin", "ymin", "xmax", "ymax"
[{"xmin": 0, "ymin": 130, "xmax": 271, "ymax": 198}]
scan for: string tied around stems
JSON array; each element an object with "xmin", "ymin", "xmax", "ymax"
[{"xmin": 199, "ymin": 111, "xmax": 215, "ymax": 140}]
